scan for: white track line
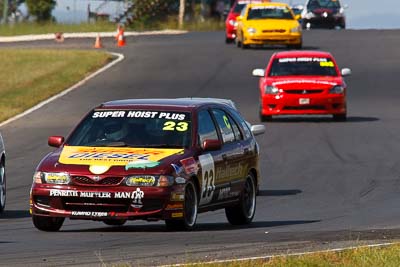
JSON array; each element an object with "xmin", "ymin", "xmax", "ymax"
[
  {"xmin": 0, "ymin": 52, "xmax": 124, "ymax": 128},
  {"xmin": 0, "ymin": 30, "xmax": 187, "ymax": 43},
  {"xmin": 163, "ymin": 242, "xmax": 398, "ymax": 266}
]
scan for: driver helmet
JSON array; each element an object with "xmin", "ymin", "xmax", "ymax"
[{"xmin": 104, "ymin": 121, "xmax": 128, "ymax": 141}]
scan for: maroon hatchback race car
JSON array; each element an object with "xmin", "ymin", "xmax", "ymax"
[{"xmin": 30, "ymin": 98, "xmax": 265, "ymax": 231}]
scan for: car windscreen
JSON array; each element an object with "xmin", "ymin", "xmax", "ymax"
[
  {"xmin": 307, "ymin": 0, "xmax": 340, "ymax": 11},
  {"xmin": 234, "ymin": 3, "xmax": 247, "ymax": 13},
  {"xmin": 269, "ymin": 57, "xmax": 338, "ymax": 76},
  {"xmin": 66, "ymin": 110, "xmax": 192, "ymax": 148},
  {"xmin": 247, "ymin": 6, "xmax": 293, "ymax": 20}
]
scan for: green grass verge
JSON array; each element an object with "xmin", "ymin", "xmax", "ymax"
[
  {"xmin": 0, "ymin": 49, "xmax": 112, "ymax": 122},
  {"xmin": 182, "ymin": 243, "xmax": 400, "ymax": 267},
  {"xmin": 0, "ymin": 21, "xmax": 116, "ymax": 36}
]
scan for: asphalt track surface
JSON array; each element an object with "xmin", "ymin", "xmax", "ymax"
[{"xmin": 1, "ymin": 30, "xmax": 400, "ymax": 266}]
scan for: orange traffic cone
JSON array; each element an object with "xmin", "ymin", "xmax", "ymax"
[
  {"xmin": 94, "ymin": 34, "xmax": 103, "ymax": 49},
  {"xmin": 117, "ymin": 31, "xmax": 126, "ymax": 47},
  {"xmin": 115, "ymin": 25, "xmax": 126, "ymax": 47}
]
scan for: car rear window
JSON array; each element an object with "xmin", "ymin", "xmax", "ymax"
[
  {"xmin": 67, "ymin": 110, "xmax": 192, "ymax": 148},
  {"xmin": 269, "ymin": 57, "xmax": 338, "ymax": 76}
]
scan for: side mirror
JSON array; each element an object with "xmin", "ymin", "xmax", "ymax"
[
  {"xmin": 202, "ymin": 139, "xmax": 222, "ymax": 151},
  {"xmin": 48, "ymin": 136, "xmax": 64, "ymax": 148},
  {"xmin": 250, "ymin": 125, "xmax": 266, "ymax": 136},
  {"xmin": 341, "ymin": 68, "xmax": 351, "ymax": 76},
  {"xmin": 295, "ymin": 14, "xmax": 301, "ymax": 20},
  {"xmin": 252, "ymin": 68, "xmax": 265, "ymax": 77},
  {"xmin": 236, "ymin": 15, "xmax": 243, "ymax": 22}
]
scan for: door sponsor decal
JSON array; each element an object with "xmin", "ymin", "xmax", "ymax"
[{"xmin": 199, "ymin": 154, "xmax": 215, "ymax": 205}]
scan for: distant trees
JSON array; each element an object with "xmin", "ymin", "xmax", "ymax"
[{"xmin": 25, "ymin": 0, "xmax": 55, "ymax": 22}]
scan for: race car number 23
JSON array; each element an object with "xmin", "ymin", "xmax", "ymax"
[
  {"xmin": 163, "ymin": 121, "xmax": 188, "ymax": 132},
  {"xmin": 199, "ymin": 154, "xmax": 215, "ymax": 205}
]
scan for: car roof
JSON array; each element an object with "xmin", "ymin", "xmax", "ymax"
[
  {"xmin": 97, "ymin": 98, "xmax": 236, "ymax": 111},
  {"xmin": 273, "ymin": 50, "xmax": 333, "ymax": 58},
  {"xmin": 247, "ymin": 2, "xmax": 289, "ymax": 8}
]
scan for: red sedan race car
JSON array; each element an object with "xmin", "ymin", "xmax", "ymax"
[
  {"xmin": 30, "ymin": 98, "xmax": 265, "ymax": 231},
  {"xmin": 252, "ymin": 50, "xmax": 351, "ymax": 121},
  {"xmin": 225, "ymin": 0, "xmax": 270, "ymax": 43}
]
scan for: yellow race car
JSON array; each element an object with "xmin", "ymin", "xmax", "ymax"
[{"xmin": 236, "ymin": 2, "xmax": 302, "ymax": 49}]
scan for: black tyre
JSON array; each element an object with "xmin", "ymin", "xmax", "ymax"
[
  {"xmin": 0, "ymin": 160, "xmax": 6, "ymax": 213},
  {"xmin": 242, "ymin": 43, "xmax": 249, "ymax": 49},
  {"xmin": 103, "ymin": 219, "xmax": 127, "ymax": 226},
  {"xmin": 236, "ymin": 38, "xmax": 242, "ymax": 48},
  {"xmin": 287, "ymin": 42, "xmax": 302, "ymax": 50},
  {"xmin": 32, "ymin": 215, "xmax": 65, "ymax": 231},
  {"xmin": 165, "ymin": 181, "xmax": 198, "ymax": 231},
  {"xmin": 225, "ymin": 173, "xmax": 256, "ymax": 225},
  {"xmin": 225, "ymin": 37, "xmax": 233, "ymax": 44},
  {"xmin": 260, "ymin": 113, "xmax": 272, "ymax": 122},
  {"xmin": 333, "ymin": 113, "xmax": 347, "ymax": 121}
]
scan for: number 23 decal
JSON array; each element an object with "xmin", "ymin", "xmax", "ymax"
[
  {"xmin": 198, "ymin": 154, "xmax": 215, "ymax": 205},
  {"xmin": 163, "ymin": 121, "xmax": 189, "ymax": 132}
]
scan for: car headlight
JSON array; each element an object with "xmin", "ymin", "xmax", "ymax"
[
  {"xmin": 265, "ymin": 85, "xmax": 279, "ymax": 94},
  {"xmin": 247, "ymin": 27, "xmax": 256, "ymax": 34},
  {"xmin": 228, "ymin": 19, "xmax": 237, "ymax": 26},
  {"xmin": 329, "ymin": 85, "xmax": 345, "ymax": 94},
  {"xmin": 290, "ymin": 26, "xmax": 302, "ymax": 33},
  {"xmin": 34, "ymin": 171, "xmax": 71, "ymax": 185},
  {"xmin": 305, "ymin": 12, "xmax": 315, "ymax": 19},
  {"xmin": 125, "ymin": 175, "xmax": 174, "ymax": 187}
]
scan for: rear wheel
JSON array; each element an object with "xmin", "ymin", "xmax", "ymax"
[
  {"xmin": 225, "ymin": 173, "xmax": 256, "ymax": 225},
  {"xmin": 165, "ymin": 181, "xmax": 198, "ymax": 231},
  {"xmin": 103, "ymin": 219, "xmax": 127, "ymax": 226},
  {"xmin": 0, "ymin": 160, "xmax": 6, "ymax": 213},
  {"xmin": 32, "ymin": 215, "xmax": 65, "ymax": 231}
]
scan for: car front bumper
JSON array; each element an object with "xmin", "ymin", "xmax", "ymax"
[
  {"xmin": 30, "ymin": 184, "xmax": 185, "ymax": 221},
  {"xmin": 260, "ymin": 93, "xmax": 346, "ymax": 116},
  {"xmin": 243, "ymin": 32, "xmax": 302, "ymax": 46}
]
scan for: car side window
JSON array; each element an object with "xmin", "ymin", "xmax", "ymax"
[
  {"xmin": 197, "ymin": 110, "xmax": 219, "ymax": 148},
  {"xmin": 211, "ymin": 109, "xmax": 235, "ymax": 144},
  {"xmin": 230, "ymin": 109, "xmax": 252, "ymax": 140},
  {"xmin": 227, "ymin": 114, "xmax": 243, "ymax": 141}
]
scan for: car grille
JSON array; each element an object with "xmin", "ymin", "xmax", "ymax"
[
  {"xmin": 262, "ymin": 29, "xmax": 286, "ymax": 33},
  {"xmin": 72, "ymin": 176, "xmax": 124, "ymax": 186},
  {"xmin": 61, "ymin": 198, "xmax": 163, "ymax": 213},
  {"xmin": 63, "ymin": 197, "xmax": 130, "ymax": 213},
  {"xmin": 283, "ymin": 89, "xmax": 324, "ymax": 94},
  {"xmin": 283, "ymin": 105, "xmax": 326, "ymax": 110}
]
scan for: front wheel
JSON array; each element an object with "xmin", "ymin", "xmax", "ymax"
[
  {"xmin": 225, "ymin": 173, "xmax": 256, "ymax": 225},
  {"xmin": 333, "ymin": 113, "xmax": 347, "ymax": 121},
  {"xmin": 32, "ymin": 215, "xmax": 65, "ymax": 231},
  {"xmin": 165, "ymin": 181, "xmax": 198, "ymax": 231},
  {"xmin": 0, "ymin": 160, "xmax": 6, "ymax": 213}
]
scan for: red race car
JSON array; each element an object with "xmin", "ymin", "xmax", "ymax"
[
  {"xmin": 252, "ymin": 50, "xmax": 351, "ymax": 121},
  {"xmin": 30, "ymin": 98, "xmax": 265, "ymax": 231},
  {"xmin": 225, "ymin": 0, "xmax": 270, "ymax": 43}
]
